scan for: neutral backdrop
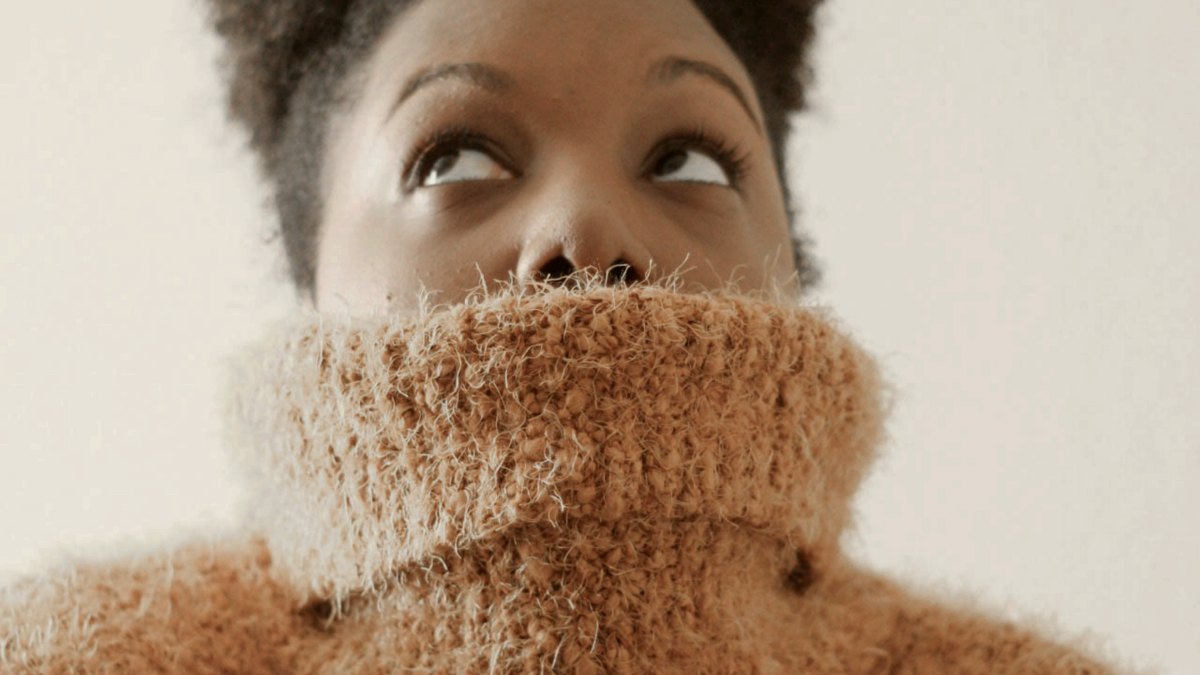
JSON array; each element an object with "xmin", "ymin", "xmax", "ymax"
[{"xmin": 1, "ymin": 2, "xmax": 1195, "ymax": 673}]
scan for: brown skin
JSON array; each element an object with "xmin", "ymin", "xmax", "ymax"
[{"xmin": 312, "ymin": 0, "xmax": 799, "ymax": 314}]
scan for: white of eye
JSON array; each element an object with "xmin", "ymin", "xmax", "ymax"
[
  {"xmin": 420, "ymin": 148, "xmax": 514, "ymax": 187},
  {"xmin": 650, "ymin": 149, "xmax": 729, "ymax": 186}
]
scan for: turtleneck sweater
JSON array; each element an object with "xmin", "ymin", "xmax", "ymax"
[{"xmin": 1, "ymin": 282, "xmax": 1133, "ymax": 673}]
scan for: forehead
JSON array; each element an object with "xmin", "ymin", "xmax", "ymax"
[{"xmin": 363, "ymin": 0, "xmax": 752, "ymax": 104}]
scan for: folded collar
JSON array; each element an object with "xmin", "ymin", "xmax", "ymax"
[{"xmin": 223, "ymin": 282, "xmax": 888, "ymax": 600}]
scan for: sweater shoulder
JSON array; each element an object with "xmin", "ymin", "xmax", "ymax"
[
  {"xmin": 0, "ymin": 534, "xmax": 305, "ymax": 674},
  {"xmin": 824, "ymin": 563, "xmax": 1145, "ymax": 675}
]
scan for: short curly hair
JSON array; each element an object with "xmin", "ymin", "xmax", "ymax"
[{"xmin": 205, "ymin": 0, "xmax": 826, "ymax": 296}]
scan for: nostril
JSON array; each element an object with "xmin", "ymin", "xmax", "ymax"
[
  {"xmin": 537, "ymin": 256, "xmax": 640, "ymax": 287},
  {"xmin": 607, "ymin": 260, "xmax": 639, "ymax": 285},
  {"xmin": 538, "ymin": 255, "xmax": 575, "ymax": 284}
]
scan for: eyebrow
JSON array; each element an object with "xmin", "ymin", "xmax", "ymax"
[
  {"xmin": 647, "ymin": 56, "xmax": 764, "ymax": 136},
  {"xmin": 388, "ymin": 57, "xmax": 764, "ymax": 136},
  {"xmin": 389, "ymin": 62, "xmax": 516, "ymax": 117}
]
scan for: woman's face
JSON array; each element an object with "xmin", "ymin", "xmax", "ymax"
[{"xmin": 314, "ymin": 0, "xmax": 798, "ymax": 313}]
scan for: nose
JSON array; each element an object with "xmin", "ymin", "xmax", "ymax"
[{"xmin": 514, "ymin": 172, "xmax": 651, "ymax": 288}]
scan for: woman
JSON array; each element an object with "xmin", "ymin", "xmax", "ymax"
[{"xmin": 0, "ymin": 1, "xmax": 1134, "ymax": 672}]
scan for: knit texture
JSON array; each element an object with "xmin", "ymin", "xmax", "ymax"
[{"xmin": 1, "ymin": 277, "xmax": 1138, "ymax": 673}]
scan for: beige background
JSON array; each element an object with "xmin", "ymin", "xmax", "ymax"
[{"xmin": 1, "ymin": 2, "xmax": 1195, "ymax": 672}]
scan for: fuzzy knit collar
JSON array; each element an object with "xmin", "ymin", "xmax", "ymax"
[{"xmin": 223, "ymin": 282, "xmax": 888, "ymax": 609}]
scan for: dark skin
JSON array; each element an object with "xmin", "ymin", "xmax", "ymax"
[{"xmin": 311, "ymin": 0, "xmax": 800, "ymax": 314}]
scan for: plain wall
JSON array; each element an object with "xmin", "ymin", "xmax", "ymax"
[{"xmin": 1, "ymin": 2, "xmax": 1195, "ymax": 672}]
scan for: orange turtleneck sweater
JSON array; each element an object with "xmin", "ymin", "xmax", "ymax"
[{"xmin": 0, "ymin": 282, "xmax": 1132, "ymax": 673}]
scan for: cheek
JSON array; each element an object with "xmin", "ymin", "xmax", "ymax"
[
  {"xmin": 317, "ymin": 203, "xmax": 526, "ymax": 313},
  {"xmin": 738, "ymin": 171, "xmax": 795, "ymax": 263},
  {"xmin": 313, "ymin": 218, "xmax": 396, "ymax": 313}
]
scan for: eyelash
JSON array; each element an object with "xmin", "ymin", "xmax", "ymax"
[{"xmin": 401, "ymin": 124, "xmax": 751, "ymax": 192}]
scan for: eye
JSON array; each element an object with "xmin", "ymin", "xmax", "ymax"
[
  {"xmin": 650, "ymin": 149, "xmax": 731, "ymax": 186},
  {"xmin": 402, "ymin": 126, "xmax": 518, "ymax": 192},
  {"xmin": 645, "ymin": 127, "xmax": 750, "ymax": 190},
  {"xmin": 416, "ymin": 147, "xmax": 514, "ymax": 188}
]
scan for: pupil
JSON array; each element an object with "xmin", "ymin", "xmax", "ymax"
[
  {"xmin": 658, "ymin": 151, "xmax": 687, "ymax": 175},
  {"xmin": 430, "ymin": 151, "xmax": 460, "ymax": 179}
]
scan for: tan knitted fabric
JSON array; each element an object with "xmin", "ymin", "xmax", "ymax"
[{"xmin": 1, "ymin": 278, "xmax": 1137, "ymax": 673}]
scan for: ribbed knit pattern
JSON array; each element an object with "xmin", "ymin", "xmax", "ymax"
[{"xmin": 0, "ymin": 278, "xmax": 1137, "ymax": 673}]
